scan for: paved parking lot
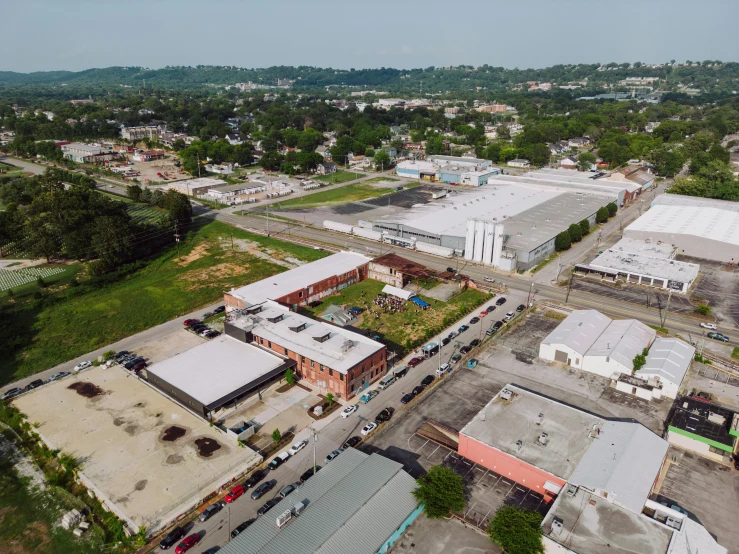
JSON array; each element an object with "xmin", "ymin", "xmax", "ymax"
[
  {"xmin": 389, "ymin": 513, "xmax": 498, "ymax": 554},
  {"xmin": 656, "ymin": 447, "xmax": 739, "ymax": 554}
]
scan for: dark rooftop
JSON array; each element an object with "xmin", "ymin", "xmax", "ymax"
[
  {"xmin": 371, "ymin": 253, "xmax": 431, "ymax": 278},
  {"xmin": 668, "ymin": 396, "xmax": 737, "ymax": 449}
]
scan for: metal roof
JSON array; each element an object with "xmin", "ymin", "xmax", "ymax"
[
  {"xmin": 668, "ymin": 396, "xmax": 737, "ymax": 449},
  {"xmin": 540, "ymin": 310, "xmax": 612, "ymax": 356},
  {"xmin": 626, "ymin": 204, "xmax": 739, "ymax": 246},
  {"xmin": 568, "ymin": 421, "xmax": 668, "ymax": 514},
  {"xmin": 220, "ymin": 449, "xmax": 418, "ymax": 554},
  {"xmin": 584, "ymin": 249, "xmax": 700, "ymax": 283},
  {"xmin": 639, "ymin": 338, "xmax": 695, "ymax": 388},
  {"xmin": 585, "ymin": 319, "xmax": 656, "ymax": 370}
]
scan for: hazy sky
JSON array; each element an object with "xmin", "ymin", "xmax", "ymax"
[{"xmin": 3, "ymin": 0, "xmax": 738, "ymax": 73}]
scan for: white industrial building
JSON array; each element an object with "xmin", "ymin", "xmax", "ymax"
[
  {"xmin": 540, "ymin": 310, "xmax": 656, "ymax": 378},
  {"xmin": 637, "ymin": 337, "xmax": 695, "ymax": 399},
  {"xmin": 624, "ymin": 194, "xmax": 739, "ymax": 263},
  {"xmin": 168, "ymin": 177, "xmax": 227, "ymax": 196}
]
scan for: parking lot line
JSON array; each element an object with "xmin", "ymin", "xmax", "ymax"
[{"xmin": 426, "ymin": 444, "xmax": 440, "ymax": 459}]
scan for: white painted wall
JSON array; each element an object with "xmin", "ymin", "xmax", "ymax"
[
  {"xmin": 667, "ymin": 430, "xmax": 725, "ymax": 463},
  {"xmin": 582, "ymin": 355, "xmax": 631, "ymax": 378},
  {"xmin": 539, "ymin": 343, "xmax": 585, "ymax": 369}
]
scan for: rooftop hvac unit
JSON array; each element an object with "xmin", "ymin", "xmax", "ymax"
[
  {"xmin": 276, "ymin": 510, "xmax": 292, "ymax": 528},
  {"xmin": 538, "ymin": 432, "xmax": 549, "ymax": 446},
  {"xmin": 500, "ymin": 388, "xmax": 513, "ymax": 400},
  {"xmin": 551, "ymin": 517, "xmax": 564, "ymax": 536},
  {"xmin": 515, "ymin": 440, "xmax": 523, "ymax": 451},
  {"xmin": 293, "ymin": 501, "xmax": 306, "ymax": 516},
  {"xmin": 535, "ymin": 413, "xmax": 544, "ymax": 425},
  {"xmin": 566, "ymin": 484, "xmax": 578, "ymax": 498}
]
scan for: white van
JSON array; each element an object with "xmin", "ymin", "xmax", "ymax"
[{"xmin": 377, "ymin": 374, "xmax": 396, "ymax": 390}]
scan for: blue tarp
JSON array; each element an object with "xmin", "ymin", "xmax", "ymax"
[{"xmin": 410, "ymin": 297, "xmax": 430, "ymax": 308}]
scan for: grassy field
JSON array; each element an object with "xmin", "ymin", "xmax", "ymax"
[
  {"xmin": 0, "ymin": 220, "xmax": 328, "ymax": 384},
  {"xmin": 276, "ymin": 183, "xmax": 396, "ymax": 210},
  {"xmin": 315, "ymin": 170, "xmax": 365, "ymax": 184},
  {"xmin": 303, "ymin": 278, "xmax": 490, "ymax": 351},
  {"xmin": 127, "ymin": 204, "xmax": 166, "ymax": 224},
  {"xmin": 361, "ymin": 176, "xmax": 399, "ymax": 185}
]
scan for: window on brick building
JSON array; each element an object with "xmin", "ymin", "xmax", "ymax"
[
  {"xmin": 298, "ymin": 291, "xmax": 303, "ymax": 298},
  {"xmin": 339, "ymin": 373, "xmax": 344, "ymax": 381},
  {"xmin": 267, "ymin": 341, "xmax": 271, "ymax": 348},
  {"xmin": 301, "ymin": 356, "xmax": 305, "ymax": 364},
  {"xmin": 320, "ymin": 364, "xmax": 324, "ymax": 372},
  {"xmin": 329, "ymin": 368, "xmax": 333, "ymax": 377},
  {"xmin": 311, "ymin": 360, "xmax": 315, "ymax": 368}
]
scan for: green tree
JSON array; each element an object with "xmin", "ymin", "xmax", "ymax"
[
  {"xmin": 272, "ymin": 428, "xmax": 282, "ymax": 443},
  {"xmin": 607, "ymin": 202, "xmax": 618, "ymax": 217},
  {"xmin": 633, "ymin": 352, "xmax": 647, "ymax": 371},
  {"xmin": 325, "ymin": 392, "xmax": 334, "ymax": 406},
  {"xmin": 298, "ymin": 128, "xmax": 325, "ymax": 152},
  {"xmin": 496, "ymin": 125, "xmax": 511, "ymax": 140},
  {"xmin": 579, "ymin": 218, "xmax": 590, "ymax": 236},
  {"xmin": 577, "ymin": 152, "xmax": 596, "ymax": 171},
  {"xmin": 373, "ymin": 150, "xmax": 392, "ymax": 171},
  {"xmin": 412, "ymin": 466, "xmax": 466, "ymax": 519},
  {"xmin": 285, "ymin": 368, "xmax": 295, "ymax": 385},
  {"xmin": 425, "ymin": 134, "xmax": 446, "ymax": 155},
  {"xmin": 127, "ymin": 184, "xmax": 143, "ymax": 202},
  {"xmin": 260, "ymin": 151, "xmax": 284, "ymax": 171},
  {"xmin": 568, "ymin": 223, "xmax": 583, "ymax": 242},
  {"xmin": 695, "ymin": 304, "xmax": 711, "ymax": 316},
  {"xmin": 554, "ymin": 231, "xmax": 571, "ymax": 252},
  {"xmin": 596, "ymin": 206, "xmax": 609, "ymax": 224},
  {"xmin": 487, "ymin": 505, "xmax": 544, "ymax": 554}
]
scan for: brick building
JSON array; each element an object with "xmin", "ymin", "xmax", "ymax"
[
  {"xmin": 368, "ymin": 253, "xmax": 431, "ymax": 288},
  {"xmin": 225, "ymin": 252, "xmax": 371, "ymax": 310}
]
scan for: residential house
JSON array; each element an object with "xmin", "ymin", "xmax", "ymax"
[
  {"xmin": 225, "ymin": 133, "xmax": 244, "ymax": 146},
  {"xmin": 316, "ymin": 162, "xmax": 336, "ymax": 175},
  {"xmin": 507, "ymin": 158, "xmax": 531, "ymax": 168},
  {"xmin": 568, "ymin": 137, "xmax": 590, "ymax": 148},
  {"xmin": 559, "ymin": 156, "xmax": 578, "ymax": 170},
  {"xmin": 316, "ymin": 145, "xmax": 329, "ymax": 158},
  {"xmin": 204, "ymin": 162, "xmax": 234, "ymax": 175},
  {"xmin": 549, "ymin": 142, "xmax": 570, "ymax": 156}
]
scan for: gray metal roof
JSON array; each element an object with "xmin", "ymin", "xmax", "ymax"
[
  {"xmin": 584, "ymin": 319, "xmax": 656, "ymax": 370},
  {"xmin": 540, "ymin": 310, "xmax": 612, "ymax": 356},
  {"xmin": 639, "ymin": 337, "xmax": 695, "ymax": 387},
  {"xmin": 220, "ymin": 449, "xmax": 418, "ymax": 554}
]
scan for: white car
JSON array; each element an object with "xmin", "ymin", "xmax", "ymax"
[
  {"xmin": 700, "ymin": 323, "xmax": 717, "ymax": 330},
  {"xmin": 361, "ymin": 422, "xmax": 378, "ymax": 436},
  {"xmin": 288, "ymin": 440, "xmax": 308, "ymax": 456},
  {"xmin": 73, "ymin": 360, "xmax": 92, "ymax": 372},
  {"xmin": 341, "ymin": 405, "xmax": 358, "ymax": 418},
  {"xmin": 503, "ymin": 312, "xmax": 515, "ymax": 322},
  {"xmin": 483, "ymin": 276, "xmax": 494, "ymax": 283},
  {"xmin": 436, "ymin": 363, "xmax": 451, "ymax": 376}
]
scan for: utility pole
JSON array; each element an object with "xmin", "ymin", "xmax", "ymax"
[
  {"xmin": 662, "ymin": 289, "xmax": 673, "ymax": 328},
  {"xmin": 565, "ymin": 273, "xmax": 574, "ymax": 304},
  {"xmin": 196, "ymin": 152, "xmax": 201, "ymax": 178},
  {"xmin": 266, "ymin": 203, "xmax": 270, "ymax": 237},
  {"xmin": 311, "ymin": 427, "xmax": 318, "ymax": 475},
  {"xmin": 174, "ymin": 222, "xmax": 181, "ymax": 260}
]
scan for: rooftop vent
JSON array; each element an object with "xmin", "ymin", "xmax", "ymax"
[
  {"xmin": 267, "ymin": 314, "xmax": 285, "ymax": 323},
  {"xmin": 551, "ymin": 517, "xmax": 564, "ymax": 536},
  {"xmin": 537, "ymin": 432, "xmax": 549, "ymax": 446},
  {"xmin": 515, "ymin": 440, "xmax": 523, "ymax": 451},
  {"xmin": 245, "ymin": 305, "xmax": 263, "ymax": 315},
  {"xmin": 276, "ymin": 510, "xmax": 292, "ymax": 528},
  {"xmin": 289, "ymin": 322, "xmax": 307, "ymax": 333},
  {"xmin": 566, "ymin": 484, "xmax": 578, "ymax": 498},
  {"xmin": 341, "ymin": 339, "xmax": 355, "ymax": 353},
  {"xmin": 535, "ymin": 413, "xmax": 544, "ymax": 425},
  {"xmin": 500, "ymin": 388, "xmax": 513, "ymax": 400},
  {"xmin": 313, "ymin": 332, "xmax": 331, "ymax": 343}
]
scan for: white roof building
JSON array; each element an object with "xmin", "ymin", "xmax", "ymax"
[
  {"xmin": 539, "ymin": 310, "xmax": 612, "ymax": 370},
  {"xmin": 638, "ymin": 337, "xmax": 695, "ymax": 399},
  {"xmin": 583, "ymin": 319, "xmax": 656, "ymax": 378}
]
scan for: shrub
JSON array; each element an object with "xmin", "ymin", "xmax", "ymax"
[
  {"xmin": 272, "ymin": 428, "xmax": 282, "ymax": 443},
  {"xmin": 285, "ymin": 368, "xmax": 295, "ymax": 385},
  {"xmin": 596, "ymin": 206, "xmax": 610, "ymax": 223},
  {"xmin": 695, "ymin": 304, "xmax": 711, "ymax": 316},
  {"xmin": 326, "ymin": 392, "xmax": 334, "ymax": 406},
  {"xmin": 412, "ymin": 465, "xmax": 466, "ymax": 519},
  {"xmin": 102, "ymin": 350, "xmax": 116, "ymax": 361},
  {"xmin": 607, "ymin": 202, "xmax": 618, "ymax": 217},
  {"xmin": 36, "ymin": 276, "xmax": 46, "ymax": 288},
  {"xmin": 579, "ymin": 218, "xmax": 590, "ymax": 236},
  {"xmin": 554, "ymin": 231, "xmax": 571, "ymax": 252},
  {"xmin": 633, "ymin": 352, "xmax": 647, "ymax": 371},
  {"xmin": 488, "ymin": 505, "xmax": 544, "ymax": 554},
  {"xmin": 568, "ymin": 223, "xmax": 583, "ymax": 243}
]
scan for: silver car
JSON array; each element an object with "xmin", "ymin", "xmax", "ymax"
[{"xmin": 199, "ymin": 501, "xmax": 224, "ymax": 522}]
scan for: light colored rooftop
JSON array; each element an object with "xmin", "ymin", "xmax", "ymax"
[
  {"xmin": 61, "ymin": 142, "xmax": 111, "ymax": 154},
  {"xmin": 172, "ymin": 177, "xmax": 227, "ymax": 189},
  {"xmin": 145, "ymin": 335, "xmax": 287, "ymax": 407},
  {"xmin": 428, "ymin": 154, "xmax": 488, "ymax": 165},
  {"xmin": 541, "ymin": 310, "xmax": 612, "ymax": 355},
  {"xmin": 608, "ymin": 237, "xmax": 677, "ymax": 259},
  {"xmin": 585, "ymin": 319, "xmax": 656, "ymax": 369},
  {"xmin": 229, "ymin": 252, "xmax": 370, "ymax": 306},
  {"xmin": 507, "ymin": 168, "xmax": 640, "ymax": 194},
  {"xmin": 229, "ymin": 302, "xmax": 383, "ymax": 374},
  {"xmin": 396, "ymin": 160, "xmax": 437, "ymax": 172},
  {"xmin": 568, "ymin": 421, "xmax": 668, "ymax": 514},
  {"xmin": 639, "ymin": 337, "xmax": 695, "ymax": 387},
  {"xmin": 652, "ymin": 193, "xmax": 739, "ymax": 213},
  {"xmin": 625, "ymin": 204, "xmax": 739, "ymax": 246},
  {"xmin": 585, "ymin": 249, "xmax": 700, "ymax": 282},
  {"xmin": 459, "ymin": 384, "xmax": 603, "ymax": 480}
]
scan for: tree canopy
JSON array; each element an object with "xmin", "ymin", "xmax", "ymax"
[
  {"xmin": 412, "ymin": 465, "xmax": 466, "ymax": 519},
  {"xmin": 487, "ymin": 505, "xmax": 544, "ymax": 554}
]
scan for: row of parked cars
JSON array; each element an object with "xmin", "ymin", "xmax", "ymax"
[{"xmin": 183, "ymin": 318, "xmax": 221, "ymax": 339}]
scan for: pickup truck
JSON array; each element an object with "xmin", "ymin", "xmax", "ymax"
[{"xmin": 359, "ymin": 390, "xmax": 379, "ymax": 404}]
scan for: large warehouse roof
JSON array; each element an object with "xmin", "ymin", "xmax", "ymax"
[
  {"xmin": 541, "ymin": 310, "xmax": 612, "ymax": 356},
  {"xmin": 625, "ymin": 204, "xmax": 739, "ymax": 247},
  {"xmin": 229, "ymin": 302, "xmax": 384, "ymax": 374},
  {"xmin": 219, "ymin": 449, "xmax": 418, "ymax": 554},
  {"xmin": 229, "ymin": 252, "xmax": 370, "ymax": 306},
  {"xmin": 506, "ymin": 168, "xmax": 639, "ymax": 195},
  {"xmin": 586, "ymin": 249, "xmax": 700, "ymax": 283},
  {"xmin": 585, "ymin": 319, "xmax": 655, "ymax": 368},
  {"xmin": 145, "ymin": 335, "xmax": 289, "ymax": 409},
  {"xmin": 639, "ymin": 338, "xmax": 695, "ymax": 388},
  {"xmin": 608, "ymin": 237, "xmax": 676, "ymax": 259},
  {"xmin": 568, "ymin": 421, "xmax": 668, "ymax": 514},
  {"xmin": 652, "ymin": 193, "xmax": 739, "ymax": 212}
]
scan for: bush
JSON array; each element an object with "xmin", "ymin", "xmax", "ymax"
[
  {"xmin": 412, "ymin": 465, "xmax": 466, "ymax": 519},
  {"xmin": 285, "ymin": 368, "xmax": 295, "ymax": 385},
  {"xmin": 554, "ymin": 231, "xmax": 571, "ymax": 252},
  {"xmin": 488, "ymin": 505, "xmax": 544, "ymax": 554},
  {"xmin": 272, "ymin": 428, "xmax": 282, "ymax": 443},
  {"xmin": 568, "ymin": 223, "xmax": 583, "ymax": 242},
  {"xmin": 36, "ymin": 276, "xmax": 46, "ymax": 288},
  {"xmin": 579, "ymin": 218, "xmax": 590, "ymax": 236},
  {"xmin": 633, "ymin": 353, "xmax": 647, "ymax": 371},
  {"xmin": 102, "ymin": 350, "xmax": 116, "ymax": 361},
  {"xmin": 326, "ymin": 392, "xmax": 334, "ymax": 406},
  {"xmin": 607, "ymin": 202, "xmax": 618, "ymax": 217},
  {"xmin": 596, "ymin": 206, "xmax": 610, "ymax": 223},
  {"xmin": 695, "ymin": 304, "xmax": 711, "ymax": 316}
]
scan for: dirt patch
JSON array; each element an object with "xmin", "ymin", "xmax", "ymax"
[
  {"xmin": 113, "ymin": 417, "xmax": 125, "ymax": 426},
  {"xmin": 124, "ymin": 424, "xmax": 138, "ymax": 436},
  {"xmin": 67, "ymin": 381, "xmax": 105, "ymax": 398},
  {"xmin": 178, "ymin": 243, "xmax": 209, "ymax": 266},
  {"xmin": 134, "ymin": 479, "xmax": 147, "ymax": 491},
  {"xmin": 25, "ymin": 521, "xmax": 51, "ymax": 548},
  {"xmin": 275, "ymin": 382, "xmax": 296, "ymax": 394},
  {"xmin": 194, "ymin": 437, "xmax": 222, "ymax": 458},
  {"xmin": 161, "ymin": 425, "xmax": 186, "ymax": 442},
  {"xmin": 180, "ymin": 262, "xmax": 247, "ymax": 288},
  {"xmin": 230, "ymin": 238, "xmax": 298, "ymax": 268},
  {"xmin": 166, "ymin": 454, "xmax": 184, "ymax": 464}
]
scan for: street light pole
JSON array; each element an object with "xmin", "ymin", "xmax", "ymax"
[{"xmin": 312, "ymin": 427, "xmax": 318, "ymax": 474}]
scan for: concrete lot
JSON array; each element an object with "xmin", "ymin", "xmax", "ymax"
[
  {"xmin": 684, "ymin": 256, "xmax": 739, "ymax": 327},
  {"xmin": 684, "ymin": 362, "xmax": 739, "ymax": 409},
  {"xmin": 134, "ymin": 327, "xmax": 206, "ymax": 364},
  {"xmin": 571, "ymin": 277, "xmax": 696, "ymax": 314},
  {"xmin": 656, "ymin": 446, "xmax": 739, "ymax": 554},
  {"xmin": 13, "ymin": 366, "xmax": 261, "ymax": 533},
  {"xmin": 389, "ymin": 513, "xmax": 499, "ymax": 554}
]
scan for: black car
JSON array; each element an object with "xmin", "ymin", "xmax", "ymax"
[
  {"xmin": 231, "ymin": 520, "xmax": 254, "ymax": 538},
  {"xmin": 257, "ymin": 499, "xmax": 278, "ymax": 517},
  {"xmin": 469, "ymin": 339, "xmax": 480, "ymax": 348},
  {"xmin": 516, "ymin": 304, "xmax": 526, "ymax": 313},
  {"xmin": 496, "ymin": 297, "xmax": 507, "ymax": 306},
  {"xmin": 213, "ymin": 306, "xmax": 226, "ymax": 314},
  {"xmin": 486, "ymin": 305, "xmax": 496, "ymax": 313},
  {"xmin": 420, "ymin": 375, "xmax": 434, "ymax": 387},
  {"xmin": 469, "ymin": 317, "xmax": 480, "ymax": 324},
  {"xmin": 251, "ymin": 480, "xmax": 275, "ymax": 500},
  {"xmin": 1, "ymin": 387, "xmax": 22, "ymax": 400},
  {"xmin": 114, "ymin": 350, "xmax": 131, "ymax": 362},
  {"xmin": 342, "ymin": 436, "xmax": 362, "ymax": 449},
  {"xmin": 375, "ymin": 407, "xmax": 395, "ymax": 423},
  {"xmin": 458, "ymin": 325, "xmax": 469, "ymax": 333},
  {"xmin": 412, "ymin": 385, "xmax": 425, "ymax": 396},
  {"xmin": 25, "ymin": 379, "xmax": 44, "ymax": 391},
  {"xmin": 708, "ymin": 332, "xmax": 729, "ymax": 342},
  {"xmin": 244, "ymin": 470, "xmax": 266, "ymax": 489},
  {"xmin": 441, "ymin": 337, "xmax": 451, "ymax": 346},
  {"xmin": 459, "ymin": 345, "xmax": 471, "ymax": 354},
  {"xmin": 124, "ymin": 357, "xmax": 145, "ymax": 370},
  {"xmin": 300, "ymin": 466, "xmax": 322, "ymax": 483},
  {"xmin": 446, "ymin": 267, "xmax": 455, "ymax": 273},
  {"xmin": 492, "ymin": 321, "xmax": 503, "ymax": 331},
  {"xmin": 159, "ymin": 526, "xmax": 185, "ymax": 549},
  {"xmin": 401, "ymin": 393, "xmax": 415, "ymax": 404}
]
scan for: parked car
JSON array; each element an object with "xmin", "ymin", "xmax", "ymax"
[
  {"xmin": 401, "ymin": 393, "xmax": 415, "ymax": 404},
  {"xmin": 447, "ymin": 331, "xmax": 458, "ymax": 339},
  {"xmin": 199, "ymin": 329, "xmax": 213, "ymax": 337},
  {"xmin": 300, "ymin": 466, "xmax": 322, "ymax": 483},
  {"xmin": 478, "ymin": 311, "xmax": 488, "ymax": 318},
  {"xmin": 204, "ymin": 330, "xmax": 221, "ymax": 338},
  {"xmin": 243, "ymin": 470, "xmax": 266, "ymax": 489},
  {"xmin": 486, "ymin": 305, "xmax": 496, "ymax": 313},
  {"xmin": 421, "ymin": 375, "xmax": 434, "ymax": 387},
  {"xmin": 251, "ymin": 480, "xmax": 275, "ymax": 500},
  {"xmin": 199, "ymin": 502, "xmax": 223, "ymax": 521},
  {"xmin": 483, "ymin": 276, "xmax": 494, "ymax": 283},
  {"xmin": 469, "ymin": 317, "xmax": 480, "ymax": 324},
  {"xmin": 700, "ymin": 322, "xmax": 718, "ymax": 330},
  {"xmin": 124, "ymin": 358, "xmax": 145, "ymax": 370},
  {"xmin": 359, "ymin": 390, "xmax": 379, "ymax": 403},
  {"xmin": 341, "ymin": 405, "xmax": 358, "ymax": 418},
  {"xmin": 375, "ymin": 408, "xmax": 394, "ymax": 423},
  {"xmin": 202, "ymin": 312, "xmax": 213, "ymax": 319},
  {"xmin": 213, "ymin": 306, "xmax": 226, "ymax": 314},
  {"xmin": 224, "ymin": 484, "xmax": 245, "ymax": 503},
  {"xmin": 361, "ymin": 422, "xmax": 378, "ymax": 436},
  {"xmin": 467, "ymin": 359, "xmax": 479, "ymax": 369},
  {"xmin": 412, "ymin": 385, "xmax": 425, "ymax": 396},
  {"xmin": 407, "ymin": 357, "xmax": 424, "ymax": 367},
  {"xmin": 257, "ymin": 498, "xmax": 278, "ymax": 517},
  {"xmin": 459, "ymin": 346, "xmax": 471, "ymax": 354},
  {"xmin": 436, "ymin": 363, "xmax": 451, "ymax": 375},
  {"xmin": 503, "ymin": 311, "xmax": 515, "ymax": 321},
  {"xmin": 1, "ymin": 388, "xmax": 22, "ymax": 400},
  {"xmin": 469, "ymin": 339, "xmax": 480, "ymax": 347},
  {"xmin": 708, "ymin": 332, "xmax": 729, "ymax": 342},
  {"xmin": 25, "ymin": 379, "xmax": 44, "ymax": 391},
  {"xmin": 159, "ymin": 526, "xmax": 185, "ymax": 549},
  {"xmin": 492, "ymin": 321, "xmax": 504, "ymax": 331},
  {"xmin": 73, "ymin": 360, "xmax": 92, "ymax": 372},
  {"xmin": 516, "ymin": 304, "xmax": 526, "ymax": 313},
  {"xmin": 268, "ymin": 452, "xmax": 290, "ymax": 469},
  {"xmin": 183, "ymin": 319, "xmax": 199, "ymax": 326},
  {"xmin": 132, "ymin": 361, "xmax": 147, "ymax": 373},
  {"xmin": 342, "ymin": 436, "xmax": 362, "ymax": 449},
  {"xmin": 280, "ymin": 482, "xmax": 300, "ymax": 498},
  {"xmin": 114, "ymin": 351, "xmax": 131, "ymax": 362},
  {"xmin": 441, "ymin": 337, "xmax": 451, "ymax": 346},
  {"xmin": 324, "ymin": 449, "xmax": 343, "ymax": 463},
  {"xmin": 458, "ymin": 324, "xmax": 469, "ymax": 333},
  {"xmin": 288, "ymin": 440, "xmax": 309, "ymax": 456},
  {"xmin": 174, "ymin": 534, "xmax": 200, "ymax": 554},
  {"xmin": 447, "ymin": 267, "xmax": 455, "ymax": 273},
  {"xmin": 231, "ymin": 520, "xmax": 253, "ymax": 538},
  {"xmin": 450, "ymin": 353, "xmax": 462, "ymax": 364},
  {"xmin": 496, "ymin": 297, "xmax": 507, "ymax": 306}
]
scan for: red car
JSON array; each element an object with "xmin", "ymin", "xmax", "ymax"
[
  {"xmin": 478, "ymin": 311, "xmax": 488, "ymax": 318},
  {"xmin": 183, "ymin": 319, "xmax": 199, "ymax": 326},
  {"xmin": 224, "ymin": 484, "xmax": 245, "ymax": 503},
  {"xmin": 175, "ymin": 534, "xmax": 200, "ymax": 554},
  {"xmin": 407, "ymin": 357, "xmax": 424, "ymax": 367}
]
